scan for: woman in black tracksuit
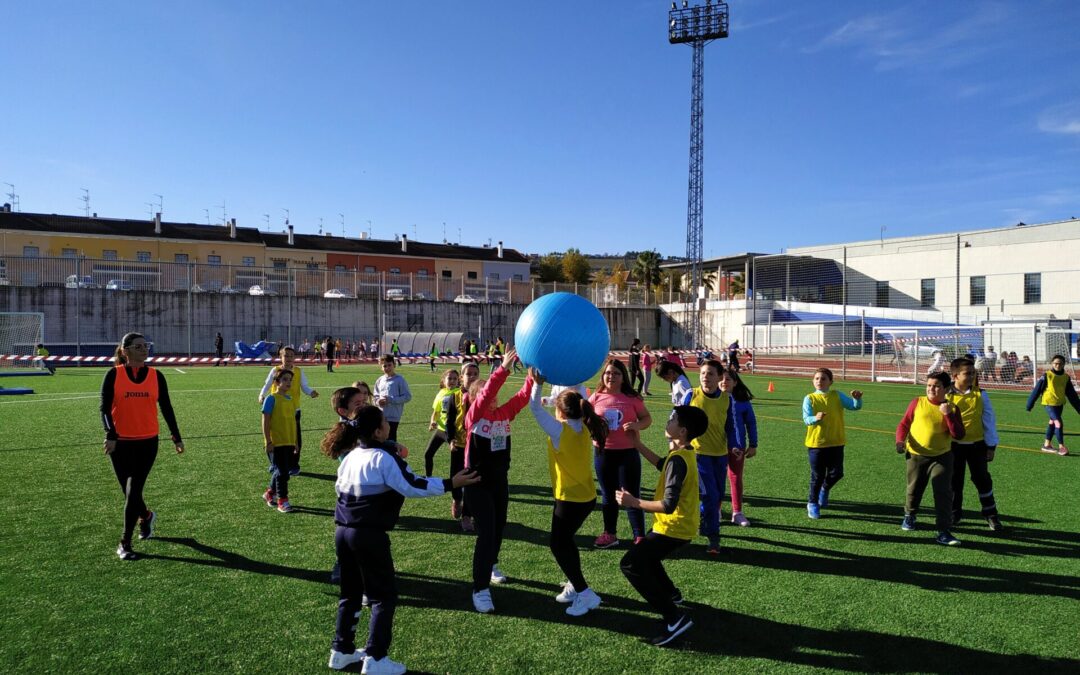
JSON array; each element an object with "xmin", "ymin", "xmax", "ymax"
[{"xmin": 100, "ymin": 332, "xmax": 184, "ymax": 561}]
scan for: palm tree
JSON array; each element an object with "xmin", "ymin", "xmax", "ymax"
[{"xmin": 631, "ymin": 250, "xmax": 663, "ymax": 296}]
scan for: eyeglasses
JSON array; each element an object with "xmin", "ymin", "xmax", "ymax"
[{"xmin": 128, "ymin": 343, "xmax": 149, "ymax": 350}]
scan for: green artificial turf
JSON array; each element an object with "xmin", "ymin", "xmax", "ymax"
[{"xmin": 1, "ymin": 364, "xmax": 1078, "ymax": 674}]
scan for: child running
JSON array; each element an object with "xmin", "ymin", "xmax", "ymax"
[
  {"xmin": 1025, "ymin": 354, "xmax": 1080, "ymax": 456},
  {"xmin": 322, "ymin": 405, "xmax": 479, "ymax": 674},
  {"xmin": 589, "ymin": 358, "xmax": 652, "ymax": 549},
  {"xmin": 689, "ymin": 360, "xmax": 730, "ymax": 554},
  {"xmin": 262, "ymin": 369, "xmax": 298, "ymax": 513},
  {"xmin": 725, "ymin": 368, "xmax": 758, "ymax": 527},
  {"xmin": 374, "ymin": 355, "xmax": 413, "ymax": 442},
  {"xmin": 424, "ymin": 369, "xmax": 461, "ymax": 477},
  {"xmin": 895, "ymin": 371, "xmax": 966, "ymax": 545},
  {"xmin": 464, "ymin": 348, "xmax": 533, "ymax": 613},
  {"xmin": 616, "ymin": 405, "xmax": 710, "ymax": 647},
  {"xmin": 528, "ymin": 369, "xmax": 608, "ymax": 617},
  {"xmin": 656, "ymin": 361, "xmax": 693, "ymax": 407},
  {"xmin": 802, "ymin": 367, "xmax": 863, "ymax": 519},
  {"xmin": 946, "ymin": 357, "xmax": 1003, "ymax": 531}
]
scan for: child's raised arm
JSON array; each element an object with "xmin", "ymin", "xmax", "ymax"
[{"xmin": 839, "ymin": 390, "xmax": 863, "ymax": 410}]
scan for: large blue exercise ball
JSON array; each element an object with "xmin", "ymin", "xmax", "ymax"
[{"xmin": 514, "ymin": 293, "xmax": 610, "ymax": 386}]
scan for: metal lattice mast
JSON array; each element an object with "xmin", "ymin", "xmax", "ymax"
[{"xmin": 669, "ymin": 1, "xmax": 728, "ymax": 349}]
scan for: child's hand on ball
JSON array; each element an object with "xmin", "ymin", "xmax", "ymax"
[
  {"xmin": 501, "ymin": 348, "xmax": 518, "ymax": 370},
  {"xmin": 528, "ymin": 367, "xmax": 545, "ymax": 384}
]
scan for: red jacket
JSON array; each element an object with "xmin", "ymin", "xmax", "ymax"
[{"xmin": 463, "ymin": 366, "xmax": 533, "ymax": 473}]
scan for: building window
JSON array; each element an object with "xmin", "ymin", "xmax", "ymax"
[
  {"xmin": 242, "ymin": 256, "xmax": 255, "ymax": 267},
  {"xmin": 137, "ymin": 251, "xmax": 152, "ymax": 262},
  {"xmin": 389, "ymin": 267, "xmax": 401, "ymax": 274},
  {"xmin": 23, "ymin": 246, "xmax": 39, "ymax": 257},
  {"xmin": 334, "ymin": 264, "xmax": 346, "ymax": 272},
  {"xmin": 364, "ymin": 265, "xmax": 376, "ymax": 273},
  {"xmin": 513, "ymin": 274, "xmax": 523, "ymax": 281},
  {"xmin": 273, "ymin": 260, "xmax": 287, "ymax": 270},
  {"xmin": 970, "ymin": 276, "xmax": 986, "ymax": 306},
  {"xmin": 103, "ymin": 250, "xmax": 118, "ymax": 261},
  {"xmin": 417, "ymin": 269, "xmax": 428, "ymax": 276},
  {"xmin": 488, "ymin": 272, "xmax": 500, "ymax": 280},
  {"xmin": 306, "ymin": 263, "xmax": 319, "ymax": 271},
  {"xmin": 467, "ymin": 271, "xmax": 478, "ymax": 280},
  {"xmin": 1024, "ymin": 273, "xmax": 1041, "ymax": 304},
  {"xmin": 442, "ymin": 270, "xmax": 452, "ymax": 279},
  {"xmin": 208, "ymin": 255, "xmax": 221, "ymax": 266},
  {"xmin": 920, "ymin": 278, "xmax": 935, "ymax": 308},
  {"xmin": 875, "ymin": 281, "xmax": 889, "ymax": 308},
  {"xmin": 174, "ymin": 253, "xmax": 189, "ymax": 264},
  {"xmin": 62, "ymin": 248, "xmax": 78, "ymax": 258}
]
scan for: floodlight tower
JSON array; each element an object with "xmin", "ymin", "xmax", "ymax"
[{"xmin": 669, "ymin": 0, "xmax": 728, "ymax": 348}]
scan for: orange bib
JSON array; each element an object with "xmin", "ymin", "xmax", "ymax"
[{"xmin": 112, "ymin": 366, "xmax": 160, "ymax": 440}]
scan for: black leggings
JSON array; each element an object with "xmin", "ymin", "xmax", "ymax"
[
  {"xmin": 334, "ymin": 526, "xmax": 396, "ymax": 661},
  {"xmin": 423, "ymin": 431, "xmax": 448, "ymax": 477},
  {"xmin": 551, "ymin": 499, "xmax": 595, "ymax": 592},
  {"xmin": 465, "ymin": 470, "xmax": 509, "ymax": 591},
  {"xmin": 620, "ymin": 531, "xmax": 687, "ymax": 623},
  {"xmin": 594, "ymin": 448, "xmax": 645, "ymax": 537},
  {"xmin": 109, "ymin": 437, "xmax": 158, "ymax": 543},
  {"xmin": 450, "ymin": 448, "xmax": 468, "ymax": 508}
]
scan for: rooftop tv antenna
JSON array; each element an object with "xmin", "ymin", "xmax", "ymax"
[
  {"xmin": 80, "ymin": 188, "xmax": 90, "ymax": 217},
  {"xmin": 4, "ymin": 183, "xmax": 19, "ymax": 211}
]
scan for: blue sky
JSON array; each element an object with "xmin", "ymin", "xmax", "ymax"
[{"xmin": 3, "ymin": 1, "xmax": 1079, "ymax": 259}]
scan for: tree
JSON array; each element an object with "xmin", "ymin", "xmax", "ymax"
[
  {"xmin": 562, "ymin": 248, "xmax": 592, "ymax": 284},
  {"xmin": 631, "ymin": 250, "xmax": 663, "ymax": 295},
  {"xmin": 729, "ymin": 273, "xmax": 746, "ymax": 298},
  {"xmin": 537, "ymin": 254, "xmax": 564, "ymax": 283},
  {"xmin": 609, "ymin": 262, "xmax": 629, "ymax": 290}
]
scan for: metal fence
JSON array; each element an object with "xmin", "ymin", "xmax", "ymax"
[{"xmin": 0, "ymin": 255, "xmax": 689, "ymax": 307}]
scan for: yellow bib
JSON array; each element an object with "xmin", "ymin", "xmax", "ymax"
[
  {"xmin": 805, "ymin": 391, "xmax": 846, "ymax": 448},
  {"xmin": 1042, "ymin": 371, "xmax": 1068, "ymax": 406},
  {"xmin": 433, "ymin": 387, "xmax": 454, "ymax": 432},
  {"xmin": 267, "ymin": 389, "xmax": 298, "ymax": 447},
  {"xmin": 946, "ymin": 389, "xmax": 984, "ymax": 443},
  {"xmin": 547, "ymin": 424, "xmax": 596, "ymax": 503},
  {"xmin": 652, "ymin": 447, "xmax": 699, "ymax": 541},
  {"xmin": 690, "ymin": 388, "xmax": 729, "ymax": 456},
  {"xmin": 906, "ymin": 397, "xmax": 951, "ymax": 457},
  {"xmin": 272, "ymin": 365, "xmax": 305, "ymax": 407}
]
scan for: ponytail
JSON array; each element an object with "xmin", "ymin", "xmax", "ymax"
[
  {"xmin": 556, "ymin": 391, "xmax": 608, "ymax": 450},
  {"xmin": 114, "ymin": 332, "xmax": 144, "ymax": 366},
  {"xmin": 320, "ymin": 405, "xmax": 386, "ymax": 460}
]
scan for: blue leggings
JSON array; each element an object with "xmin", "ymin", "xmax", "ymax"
[
  {"xmin": 697, "ymin": 454, "xmax": 729, "ymax": 539},
  {"xmin": 1045, "ymin": 405, "xmax": 1065, "ymax": 444}
]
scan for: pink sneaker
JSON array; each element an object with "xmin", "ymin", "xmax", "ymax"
[
  {"xmin": 593, "ymin": 532, "xmax": 619, "ymax": 549},
  {"xmin": 732, "ymin": 512, "xmax": 750, "ymax": 527},
  {"xmin": 1041, "ymin": 442, "xmax": 1056, "ymax": 454},
  {"xmin": 633, "ymin": 536, "xmax": 644, "ymax": 545},
  {"xmin": 1059, "ymin": 444, "xmax": 1069, "ymax": 456},
  {"xmin": 263, "ymin": 489, "xmax": 276, "ymax": 508}
]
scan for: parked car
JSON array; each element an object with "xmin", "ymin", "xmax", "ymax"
[
  {"xmin": 324, "ymin": 288, "xmax": 356, "ymax": 299},
  {"xmin": 190, "ymin": 284, "xmax": 210, "ymax": 293},
  {"xmin": 453, "ymin": 294, "xmax": 480, "ymax": 304},
  {"xmin": 105, "ymin": 279, "xmax": 133, "ymax": 291},
  {"xmin": 386, "ymin": 288, "xmax": 408, "ymax": 301},
  {"xmin": 413, "ymin": 291, "xmax": 434, "ymax": 301},
  {"xmin": 249, "ymin": 284, "xmax": 277, "ymax": 296},
  {"xmin": 220, "ymin": 285, "xmax": 242, "ymax": 294},
  {"xmin": 65, "ymin": 275, "xmax": 99, "ymax": 289}
]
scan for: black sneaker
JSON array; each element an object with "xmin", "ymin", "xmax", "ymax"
[
  {"xmin": 986, "ymin": 515, "xmax": 1004, "ymax": 532},
  {"xmin": 935, "ymin": 531, "xmax": 961, "ymax": 546},
  {"xmin": 651, "ymin": 614, "xmax": 693, "ymax": 646},
  {"xmin": 138, "ymin": 511, "xmax": 156, "ymax": 540},
  {"xmin": 671, "ymin": 591, "xmax": 684, "ymax": 606},
  {"xmin": 116, "ymin": 540, "xmax": 137, "ymax": 561}
]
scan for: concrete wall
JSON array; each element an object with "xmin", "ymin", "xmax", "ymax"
[{"xmin": 0, "ymin": 287, "xmax": 661, "ymax": 355}]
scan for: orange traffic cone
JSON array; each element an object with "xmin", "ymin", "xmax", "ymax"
[{"xmin": 767, "ymin": 381, "xmax": 775, "ymax": 393}]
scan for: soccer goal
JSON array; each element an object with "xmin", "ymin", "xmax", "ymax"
[
  {"xmin": 870, "ymin": 325, "xmax": 989, "ymax": 384},
  {"xmin": 0, "ymin": 312, "xmax": 46, "ymax": 370}
]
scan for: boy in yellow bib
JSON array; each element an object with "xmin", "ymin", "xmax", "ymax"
[
  {"xmin": 895, "ymin": 371, "xmax": 966, "ymax": 545},
  {"xmin": 947, "ymin": 357, "xmax": 1002, "ymax": 531},
  {"xmin": 802, "ymin": 367, "xmax": 863, "ymax": 520},
  {"xmin": 1025, "ymin": 354, "xmax": 1080, "ymax": 456},
  {"xmin": 616, "ymin": 405, "xmax": 709, "ymax": 647}
]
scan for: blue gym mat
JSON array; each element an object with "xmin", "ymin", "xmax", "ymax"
[{"xmin": 0, "ymin": 388, "xmax": 34, "ymax": 395}]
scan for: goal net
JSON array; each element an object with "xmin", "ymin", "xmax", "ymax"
[
  {"xmin": 0, "ymin": 312, "xmax": 46, "ymax": 370},
  {"xmin": 871, "ymin": 323, "xmax": 1072, "ymax": 387}
]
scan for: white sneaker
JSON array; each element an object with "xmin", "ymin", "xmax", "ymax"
[
  {"xmin": 490, "ymin": 565, "xmax": 508, "ymax": 584},
  {"xmin": 565, "ymin": 588, "xmax": 601, "ymax": 616},
  {"xmin": 472, "ymin": 589, "xmax": 494, "ymax": 614},
  {"xmin": 732, "ymin": 512, "xmax": 750, "ymax": 527},
  {"xmin": 555, "ymin": 581, "xmax": 577, "ymax": 604},
  {"xmin": 328, "ymin": 648, "xmax": 365, "ymax": 670},
  {"xmin": 361, "ymin": 655, "xmax": 406, "ymax": 675}
]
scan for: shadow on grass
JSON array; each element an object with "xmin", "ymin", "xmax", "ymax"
[
  {"xmin": 747, "ymin": 494, "xmax": 1043, "ymax": 525},
  {"xmin": 143, "ymin": 536, "xmax": 329, "ymax": 584},
  {"xmin": 296, "ymin": 471, "xmax": 336, "ymax": 482},
  {"xmin": 391, "ymin": 571, "xmax": 1078, "ymax": 673}
]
